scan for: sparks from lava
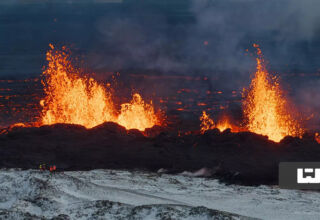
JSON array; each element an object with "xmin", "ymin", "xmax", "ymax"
[
  {"xmin": 216, "ymin": 115, "xmax": 240, "ymax": 132},
  {"xmin": 40, "ymin": 44, "xmax": 162, "ymax": 131},
  {"xmin": 199, "ymin": 44, "xmax": 304, "ymax": 141},
  {"xmin": 200, "ymin": 111, "xmax": 215, "ymax": 134},
  {"xmin": 242, "ymin": 44, "xmax": 304, "ymax": 142},
  {"xmin": 200, "ymin": 111, "xmax": 238, "ymax": 133}
]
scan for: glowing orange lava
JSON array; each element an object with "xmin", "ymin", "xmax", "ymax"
[
  {"xmin": 242, "ymin": 44, "xmax": 303, "ymax": 142},
  {"xmin": 315, "ymin": 133, "xmax": 320, "ymax": 144},
  {"xmin": 117, "ymin": 93, "xmax": 160, "ymax": 131},
  {"xmin": 216, "ymin": 116, "xmax": 240, "ymax": 132},
  {"xmin": 40, "ymin": 44, "xmax": 162, "ymax": 131},
  {"xmin": 200, "ymin": 111, "xmax": 239, "ymax": 133},
  {"xmin": 200, "ymin": 111, "xmax": 215, "ymax": 134}
]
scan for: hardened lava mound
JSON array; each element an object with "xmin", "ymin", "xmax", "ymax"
[{"xmin": 0, "ymin": 122, "xmax": 319, "ymax": 186}]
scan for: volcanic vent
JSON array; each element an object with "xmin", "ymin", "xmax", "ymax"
[
  {"xmin": 40, "ymin": 44, "xmax": 163, "ymax": 131},
  {"xmin": 242, "ymin": 44, "xmax": 304, "ymax": 142},
  {"xmin": 200, "ymin": 44, "xmax": 304, "ymax": 142}
]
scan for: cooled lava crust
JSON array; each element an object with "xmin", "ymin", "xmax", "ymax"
[{"xmin": 0, "ymin": 122, "xmax": 319, "ymax": 186}]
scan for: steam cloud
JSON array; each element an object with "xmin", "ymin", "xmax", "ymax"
[
  {"xmin": 88, "ymin": 0, "xmax": 319, "ymax": 88},
  {"xmin": 1, "ymin": 0, "xmax": 319, "ymax": 78}
]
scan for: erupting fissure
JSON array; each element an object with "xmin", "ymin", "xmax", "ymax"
[
  {"xmin": 199, "ymin": 44, "xmax": 304, "ymax": 142},
  {"xmin": 40, "ymin": 44, "xmax": 162, "ymax": 131},
  {"xmin": 200, "ymin": 111, "xmax": 237, "ymax": 133},
  {"xmin": 242, "ymin": 44, "xmax": 304, "ymax": 142},
  {"xmin": 216, "ymin": 116, "xmax": 240, "ymax": 133}
]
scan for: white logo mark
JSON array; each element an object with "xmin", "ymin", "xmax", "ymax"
[{"xmin": 297, "ymin": 168, "xmax": 320, "ymax": 184}]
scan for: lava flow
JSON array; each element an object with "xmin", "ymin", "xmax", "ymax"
[
  {"xmin": 242, "ymin": 44, "xmax": 304, "ymax": 142},
  {"xmin": 40, "ymin": 44, "xmax": 162, "ymax": 131}
]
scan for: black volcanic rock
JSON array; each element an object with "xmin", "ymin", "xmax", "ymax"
[{"xmin": 0, "ymin": 123, "xmax": 320, "ymax": 186}]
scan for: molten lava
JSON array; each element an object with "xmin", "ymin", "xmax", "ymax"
[
  {"xmin": 315, "ymin": 133, "xmax": 320, "ymax": 144},
  {"xmin": 200, "ymin": 111, "xmax": 239, "ymax": 133},
  {"xmin": 200, "ymin": 111, "xmax": 215, "ymax": 134},
  {"xmin": 242, "ymin": 44, "xmax": 303, "ymax": 142},
  {"xmin": 40, "ymin": 44, "xmax": 161, "ymax": 131},
  {"xmin": 216, "ymin": 116, "xmax": 240, "ymax": 132},
  {"xmin": 117, "ymin": 93, "xmax": 160, "ymax": 131}
]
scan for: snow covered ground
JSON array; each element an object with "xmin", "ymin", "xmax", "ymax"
[{"xmin": 0, "ymin": 169, "xmax": 319, "ymax": 220}]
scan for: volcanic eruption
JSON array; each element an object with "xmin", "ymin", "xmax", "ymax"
[
  {"xmin": 242, "ymin": 44, "xmax": 304, "ymax": 142},
  {"xmin": 216, "ymin": 115, "xmax": 241, "ymax": 133},
  {"xmin": 199, "ymin": 110, "xmax": 215, "ymax": 134},
  {"xmin": 0, "ymin": 43, "xmax": 320, "ymax": 188},
  {"xmin": 199, "ymin": 44, "xmax": 304, "ymax": 142},
  {"xmin": 40, "ymin": 44, "xmax": 162, "ymax": 131},
  {"xmin": 200, "ymin": 111, "xmax": 239, "ymax": 133}
]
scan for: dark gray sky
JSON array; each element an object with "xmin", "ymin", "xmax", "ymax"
[{"xmin": 0, "ymin": 0, "xmax": 319, "ymax": 79}]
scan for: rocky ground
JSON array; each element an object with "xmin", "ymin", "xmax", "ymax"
[{"xmin": 0, "ymin": 122, "xmax": 320, "ymax": 186}]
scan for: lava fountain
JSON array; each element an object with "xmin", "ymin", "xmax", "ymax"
[
  {"xmin": 40, "ymin": 44, "xmax": 162, "ymax": 131},
  {"xmin": 242, "ymin": 44, "xmax": 304, "ymax": 142},
  {"xmin": 200, "ymin": 111, "xmax": 215, "ymax": 134},
  {"xmin": 216, "ymin": 115, "xmax": 240, "ymax": 132},
  {"xmin": 200, "ymin": 111, "xmax": 239, "ymax": 133}
]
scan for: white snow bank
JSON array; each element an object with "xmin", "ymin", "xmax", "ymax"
[{"xmin": 0, "ymin": 169, "xmax": 319, "ymax": 220}]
